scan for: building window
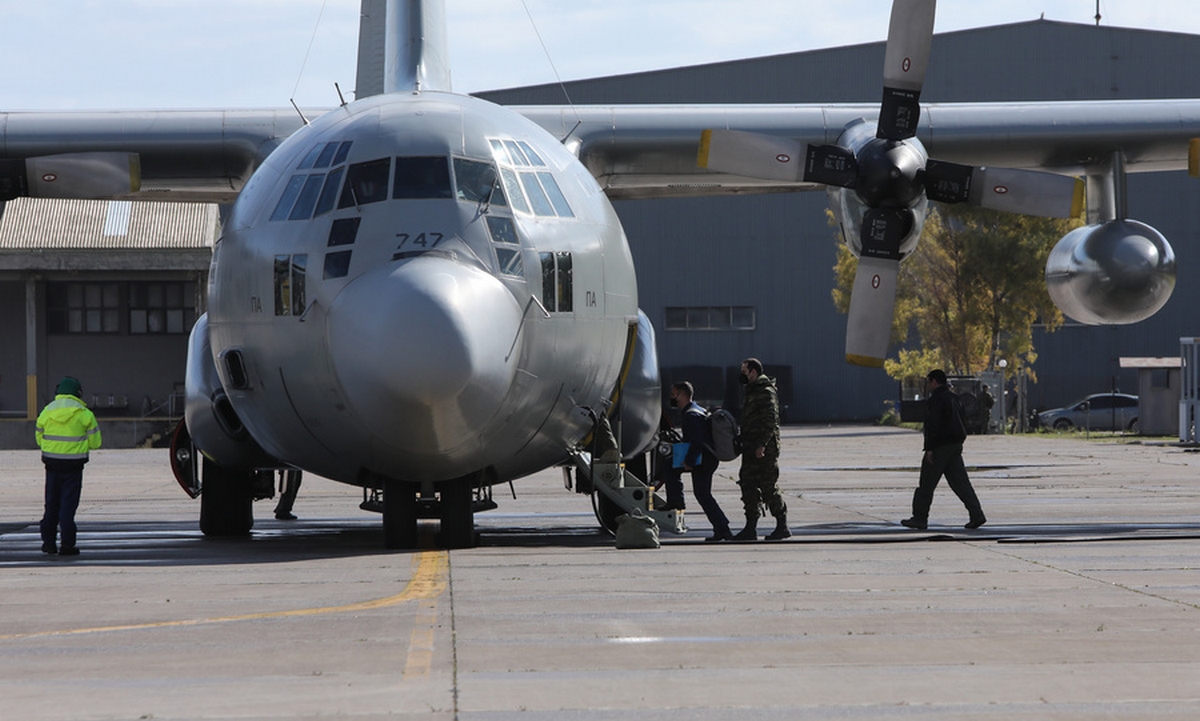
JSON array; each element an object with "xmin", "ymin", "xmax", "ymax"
[
  {"xmin": 129, "ymin": 282, "xmax": 197, "ymax": 334},
  {"xmin": 47, "ymin": 282, "xmax": 120, "ymax": 334},
  {"xmin": 47, "ymin": 281, "xmax": 196, "ymax": 335},
  {"xmin": 665, "ymin": 306, "xmax": 756, "ymax": 331}
]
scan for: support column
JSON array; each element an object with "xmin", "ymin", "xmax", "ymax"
[{"xmin": 24, "ymin": 276, "xmax": 37, "ymax": 419}]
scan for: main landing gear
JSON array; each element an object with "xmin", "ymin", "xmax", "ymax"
[{"xmin": 362, "ymin": 473, "xmax": 485, "ymax": 550}]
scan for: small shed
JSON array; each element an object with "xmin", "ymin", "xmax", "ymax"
[{"xmin": 1118, "ymin": 357, "xmax": 1181, "ymax": 436}]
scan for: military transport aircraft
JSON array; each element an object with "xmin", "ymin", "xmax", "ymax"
[{"xmin": 1, "ymin": 0, "xmax": 1195, "ymax": 548}]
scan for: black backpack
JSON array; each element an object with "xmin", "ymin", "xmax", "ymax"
[{"xmin": 706, "ymin": 408, "xmax": 742, "ymax": 461}]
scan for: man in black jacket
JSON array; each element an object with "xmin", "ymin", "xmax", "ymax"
[{"xmin": 901, "ymin": 369, "xmax": 987, "ymax": 530}]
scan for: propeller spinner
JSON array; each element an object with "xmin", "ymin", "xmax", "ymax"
[{"xmin": 698, "ymin": 0, "xmax": 1084, "ymax": 367}]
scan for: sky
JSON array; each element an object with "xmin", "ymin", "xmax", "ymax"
[{"xmin": 1, "ymin": 0, "xmax": 1198, "ymax": 110}]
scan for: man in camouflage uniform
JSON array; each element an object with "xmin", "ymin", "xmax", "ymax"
[{"xmin": 732, "ymin": 358, "xmax": 790, "ymax": 541}]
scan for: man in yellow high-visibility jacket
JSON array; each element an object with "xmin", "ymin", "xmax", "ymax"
[{"xmin": 36, "ymin": 377, "xmax": 102, "ymax": 556}]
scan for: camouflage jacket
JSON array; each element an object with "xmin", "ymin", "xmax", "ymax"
[{"xmin": 740, "ymin": 375, "xmax": 780, "ymax": 455}]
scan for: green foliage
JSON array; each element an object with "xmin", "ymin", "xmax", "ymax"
[{"xmin": 833, "ymin": 204, "xmax": 1082, "ymax": 382}]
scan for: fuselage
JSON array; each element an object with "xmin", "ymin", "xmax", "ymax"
[{"xmin": 205, "ymin": 91, "xmax": 639, "ymax": 485}]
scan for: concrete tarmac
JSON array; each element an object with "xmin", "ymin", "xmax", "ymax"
[{"xmin": 2, "ymin": 425, "xmax": 1199, "ymax": 720}]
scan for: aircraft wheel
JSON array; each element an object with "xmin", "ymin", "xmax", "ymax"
[
  {"xmin": 383, "ymin": 478, "xmax": 419, "ymax": 549},
  {"xmin": 437, "ymin": 478, "xmax": 477, "ymax": 549},
  {"xmin": 199, "ymin": 457, "xmax": 253, "ymax": 537}
]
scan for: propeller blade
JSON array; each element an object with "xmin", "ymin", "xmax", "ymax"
[
  {"xmin": 804, "ymin": 144, "xmax": 858, "ymax": 188},
  {"xmin": 878, "ymin": 0, "xmax": 937, "ymax": 141},
  {"xmin": 697, "ymin": 129, "xmax": 804, "ymax": 182},
  {"xmin": 845, "ymin": 256, "xmax": 900, "ymax": 368},
  {"xmin": 846, "ymin": 208, "xmax": 907, "ymax": 367},
  {"xmin": 968, "ymin": 167, "xmax": 1085, "ymax": 218},
  {"xmin": 925, "ymin": 161, "xmax": 1084, "ymax": 218},
  {"xmin": 924, "ymin": 159, "xmax": 974, "ymax": 203}
]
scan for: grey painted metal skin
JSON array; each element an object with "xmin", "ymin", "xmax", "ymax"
[
  {"xmin": 203, "ymin": 89, "xmax": 643, "ymax": 486},
  {"xmin": 3, "ymin": 1, "xmax": 1200, "ymax": 536}
]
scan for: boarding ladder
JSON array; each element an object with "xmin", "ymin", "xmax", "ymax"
[{"xmin": 566, "ymin": 410, "xmax": 686, "ymax": 536}]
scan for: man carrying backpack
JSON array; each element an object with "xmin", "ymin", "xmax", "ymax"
[
  {"xmin": 669, "ymin": 382, "xmax": 733, "ymax": 542},
  {"xmin": 732, "ymin": 358, "xmax": 789, "ymax": 541},
  {"xmin": 901, "ymin": 369, "xmax": 987, "ymax": 530}
]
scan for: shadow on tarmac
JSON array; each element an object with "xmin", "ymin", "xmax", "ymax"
[{"xmin": 6, "ymin": 516, "xmax": 1200, "ymax": 568}]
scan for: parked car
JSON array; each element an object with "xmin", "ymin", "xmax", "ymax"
[{"xmin": 1036, "ymin": 393, "xmax": 1139, "ymax": 432}]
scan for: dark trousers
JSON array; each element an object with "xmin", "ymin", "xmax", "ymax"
[
  {"xmin": 662, "ymin": 467, "xmax": 687, "ymax": 510},
  {"xmin": 911, "ymin": 443, "xmax": 984, "ymax": 522},
  {"xmin": 690, "ymin": 460, "xmax": 730, "ymax": 534},
  {"xmin": 41, "ymin": 467, "xmax": 83, "ymax": 550}
]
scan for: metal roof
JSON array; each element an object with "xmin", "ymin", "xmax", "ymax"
[{"xmin": 0, "ymin": 198, "xmax": 218, "ymax": 251}]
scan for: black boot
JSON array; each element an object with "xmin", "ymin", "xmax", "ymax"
[
  {"xmin": 731, "ymin": 517, "xmax": 758, "ymax": 541},
  {"xmin": 764, "ymin": 515, "xmax": 791, "ymax": 541}
]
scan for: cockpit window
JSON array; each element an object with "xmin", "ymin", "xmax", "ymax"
[
  {"xmin": 338, "ymin": 157, "xmax": 391, "ymax": 208},
  {"xmin": 393, "ymin": 156, "xmax": 453, "ymax": 200},
  {"xmin": 518, "ymin": 141, "xmax": 545, "ymax": 167},
  {"xmin": 487, "ymin": 216, "xmax": 523, "ymax": 278},
  {"xmin": 488, "ymin": 137, "xmax": 574, "ymax": 219},
  {"xmin": 454, "ymin": 158, "xmax": 505, "ymax": 206},
  {"xmin": 520, "ymin": 173, "xmax": 555, "ymax": 216},
  {"xmin": 499, "ymin": 168, "xmax": 529, "ymax": 214},
  {"xmin": 536, "ymin": 172, "xmax": 574, "ymax": 217}
]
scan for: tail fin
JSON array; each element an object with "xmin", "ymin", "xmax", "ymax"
[{"xmin": 356, "ymin": 0, "xmax": 451, "ymax": 98}]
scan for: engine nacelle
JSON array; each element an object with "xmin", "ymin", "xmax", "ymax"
[
  {"xmin": 827, "ymin": 119, "xmax": 927, "ymax": 260},
  {"xmin": 183, "ymin": 313, "xmax": 275, "ymax": 471},
  {"xmin": 0, "ymin": 152, "xmax": 141, "ymax": 200},
  {"xmin": 1045, "ymin": 219, "xmax": 1176, "ymax": 325}
]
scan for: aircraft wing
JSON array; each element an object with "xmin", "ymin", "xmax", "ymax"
[
  {"xmin": 0, "ymin": 109, "xmax": 306, "ymax": 203},
  {"xmin": 5, "ymin": 99, "xmax": 1198, "ymax": 204},
  {"xmin": 514, "ymin": 100, "xmax": 1200, "ymax": 200}
]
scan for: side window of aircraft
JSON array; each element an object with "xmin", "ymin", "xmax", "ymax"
[
  {"xmin": 274, "ymin": 254, "xmax": 307, "ymax": 316},
  {"xmin": 539, "ymin": 252, "xmax": 573, "ymax": 313},
  {"xmin": 486, "ymin": 216, "xmax": 523, "ymax": 278},
  {"xmin": 324, "ymin": 251, "xmax": 353, "ymax": 280},
  {"xmin": 393, "ymin": 156, "xmax": 453, "ymax": 199},
  {"xmin": 454, "ymin": 158, "xmax": 505, "ymax": 206},
  {"xmin": 338, "ymin": 157, "xmax": 391, "ymax": 209},
  {"xmin": 323, "ymin": 217, "xmax": 360, "ymax": 280}
]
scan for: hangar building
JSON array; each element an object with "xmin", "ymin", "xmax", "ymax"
[
  {"xmin": 484, "ymin": 19, "xmax": 1200, "ymax": 423},
  {"xmin": 0, "ymin": 19, "xmax": 1197, "ymax": 447}
]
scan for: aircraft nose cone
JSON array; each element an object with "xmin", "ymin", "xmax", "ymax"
[{"xmin": 328, "ymin": 255, "xmax": 523, "ymax": 462}]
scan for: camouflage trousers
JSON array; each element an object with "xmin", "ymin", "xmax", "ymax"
[{"xmin": 737, "ymin": 455, "xmax": 786, "ymax": 520}]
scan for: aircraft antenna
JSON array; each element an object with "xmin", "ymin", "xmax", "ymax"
[
  {"xmin": 519, "ymin": 0, "xmax": 581, "ymax": 129},
  {"xmin": 1095, "ymin": 0, "xmax": 1102, "ymax": 26},
  {"xmin": 290, "ymin": 0, "xmax": 332, "ymax": 108}
]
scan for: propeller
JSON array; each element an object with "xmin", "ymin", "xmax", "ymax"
[{"xmin": 698, "ymin": 0, "xmax": 1084, "ymax": 367}]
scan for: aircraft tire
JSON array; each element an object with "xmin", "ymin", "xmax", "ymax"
[
  {"xmin": 438, "ymin": 478, "xmax": 477, "ymax": 549},
  {"xmin": 199, "ymin": 457, "xmax": 253, "ymax": 537},
  {"xmin": 383, "ymin": 478, "xmax": 419, "ymax": 549}
]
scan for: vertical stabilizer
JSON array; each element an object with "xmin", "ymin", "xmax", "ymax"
[{"xmin": 356, "ymin": 0, "xmax": 452, "ymax": 98}]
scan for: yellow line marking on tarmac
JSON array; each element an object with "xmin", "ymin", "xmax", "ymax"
[{"xmin": 0, "ymin": 550, "xmax": 449, "ymax": 641}]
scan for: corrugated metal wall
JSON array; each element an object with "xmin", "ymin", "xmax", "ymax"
[{"xmin": 482, "ymin": 20, "xmax": 1200, "ymax": 421}]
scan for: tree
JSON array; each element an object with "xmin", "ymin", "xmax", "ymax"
[{"xmin": 832, "ymin": 204, "xmax": 1082, "ymax": 381}]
